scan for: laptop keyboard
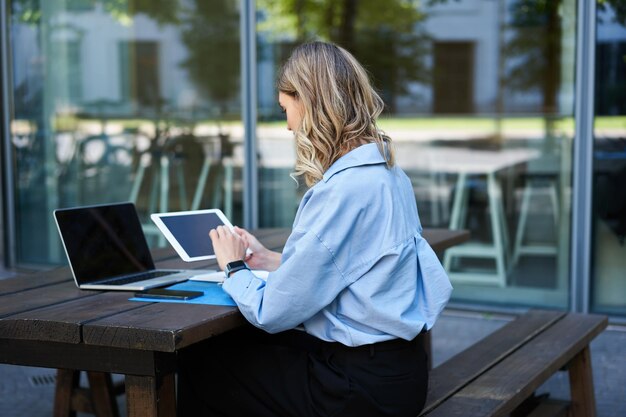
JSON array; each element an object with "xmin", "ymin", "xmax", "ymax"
[{"xmin": 106, "ymin": 270, "xmax": 181, "ymax": 285}]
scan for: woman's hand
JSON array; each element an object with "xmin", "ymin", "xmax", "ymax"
[
  {"xmin": 209, "ymin": 226, "xmax": 248, "ymax": 271},
  {"xmin": 233, "ymin": 226, "xmax": 282, "ymax": 271}
]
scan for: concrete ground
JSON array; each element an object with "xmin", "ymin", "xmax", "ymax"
[{"xmin": 0, "ymin": 309, "xmax": 624, "ymax": 416}]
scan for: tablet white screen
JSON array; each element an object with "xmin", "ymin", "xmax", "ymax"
[{"xmin": 153, "ymin": 211, "xmax": 230, "ymax": 260}]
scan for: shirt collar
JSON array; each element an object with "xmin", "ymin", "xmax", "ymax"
[{"xmin": 322, "ymin": 143, "xmax": 386, "ymax": 182}]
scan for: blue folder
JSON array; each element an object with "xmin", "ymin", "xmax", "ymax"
[{"xmin": 129, "ymin": 281, "xmax": 236, "ymax": 306}]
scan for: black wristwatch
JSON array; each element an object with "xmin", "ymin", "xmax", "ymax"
[{"xmin": 225, "ymin": 260, "xmax": 249, "ymax": 278}]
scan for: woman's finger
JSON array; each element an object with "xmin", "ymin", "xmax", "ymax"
[{"xmin": 217, "ymin": 225, "xmax": 229, "ymax": 239}]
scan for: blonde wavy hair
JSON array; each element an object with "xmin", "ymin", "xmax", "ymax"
[{"xmin": 277, "ymin": 41, "xmax": 394, "ymax": 187}]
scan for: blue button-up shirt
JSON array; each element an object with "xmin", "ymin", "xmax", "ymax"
[{"xmin": 223, "ymin": 143, "xmax": 452, "ymax": 346}]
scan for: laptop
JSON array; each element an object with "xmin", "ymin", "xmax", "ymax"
[{"xmin": 54, "ymin": 202, "xmax": 213, "ymax": 291}]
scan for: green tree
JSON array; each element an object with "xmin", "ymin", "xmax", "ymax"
[
  {"xmin": 505, "ymin": 0, "xmax": 626, "ymax": 114},
  {"xmin": 504, "ymin": 0, "xmax": 561, "ymax": 116},
  {"xmin": 501, "ymin": 0, "xmax": 566, "ymax": 147}
]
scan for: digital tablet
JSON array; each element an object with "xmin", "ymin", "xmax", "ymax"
[{"xmin": 151, "ymin": 209, "xmax": 234, "ymax": 262}]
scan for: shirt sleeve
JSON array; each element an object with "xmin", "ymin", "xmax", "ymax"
[{"xmin": 221, "ymin": 229, "xmax": 349, "ymax": 333}]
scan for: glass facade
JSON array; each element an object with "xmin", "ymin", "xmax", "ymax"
[
  {"xmin": 591, "ymin": 2, "xmax": 626, "ymax": 317},
  {"xmin": 256, "ymin": 0, "xmax": 576, "ymax": 309},
  {"xmin": 8, "ymin": 0, "xmax": 243, "ymax": 265},
  {"xmin": 1, "ymin": 1, "xmax": 624, "ymax": 318}
]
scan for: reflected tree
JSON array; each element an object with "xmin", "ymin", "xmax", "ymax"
[
  {"xmin": 503, "ymin": 0, "xmax": 569, "ymax": 150},
  {"xmin": 596, "ymin": 0, "xmax": 626, "ymax": 116},
  {"xmin": 504, "ymin": 0, "xmax": 562, "ymax": 117},
  {"xmin": 505, "ymin": 0, "xmax": 625, "ymax": 135},
  {"xmin": 103, "ymin": 0, "xmax": 180, "ymax": 25},
  {"xmin": 598, "ymin": 0, "xmax": 626, "ymax": 26},
  {"xmin": 258, "ymin": 0, "xmax": 430, "ymax": 113},
  {"xmin": 13, "ymin": 0, "xmax": 179, "ymax": 25},
  {"xmin": 504, "ymin": 0, "xmax": 626, "ymax": 109},
  {"xmin": 179, "ymin": 0, "xmax": 240, "ymax": 122}
]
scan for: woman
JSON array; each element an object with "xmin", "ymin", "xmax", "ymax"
[{"xmin": 177, "ymin": 41, "xmax": 452, "ymax": 417}]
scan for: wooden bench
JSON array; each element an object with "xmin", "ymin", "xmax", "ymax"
[
  {"xmin": 52, "ymin": 309, "xmax": 606, "ymax": 417},
  {"xmin": 422, "ymin": 309, "xmax": 607, "ymax": 417}
]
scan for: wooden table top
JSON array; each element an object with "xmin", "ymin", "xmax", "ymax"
[{"xmin": 0, "ymin": 228, "xmax": 468, "ymax": 354}]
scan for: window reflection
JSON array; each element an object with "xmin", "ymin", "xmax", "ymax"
[
  {"xmin": 10, "ymin": 0, "xmax": 242, "ymax": 264},
  {"xmin": 256, "ymin": 0, "xmax": 576, "ymax": 308},
  {"xmin": 592, "ymin": 2, "xmax": 626, "ymax": 317}
]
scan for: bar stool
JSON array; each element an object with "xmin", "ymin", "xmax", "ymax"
[
  {"xmin": 511, "ymin": 176, "xmax": 559, "ymax": 266},
  {"xmin": 511, "ymin": 155, "xmax": 560, "ymax": 267},
  {"xmin": 129, "ymin": 135, "xmax": 234, "ymax": 215},
  {"xmin": 443, "ymin": 170, "xmax": 509, "ymax": 287}
]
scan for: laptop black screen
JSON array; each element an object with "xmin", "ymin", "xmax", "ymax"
[{"xmin": 55, "ymin": 203, "xmax": 155, "ymax": 283}]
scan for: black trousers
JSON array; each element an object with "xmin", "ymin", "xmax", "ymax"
[{"xmin": 177, "ymin": 326, "xmax": 429, "ymax": 417}]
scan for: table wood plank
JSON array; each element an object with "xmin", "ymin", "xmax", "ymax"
[
  {"xmin": 425, "ymin": 313, "xmax": 608, "ymax": 417},
  {"xmin": 249, "ymin": 228, "xmax": 466, "ymax": 254},
  {"xmin": 83, "ymin": 303, "xmax": 246, "ymax": 352},
  {"xmin": 423, "ymin": 309, "xmax": 564, "ymax": 414},
  {"xmin": 0, "ymin": 291, "xmax": 141, "ymax": 343},
  {"xmin": 0, "ymin": 339, "xmax": 175, "ymax": 375},
  {"xmin": 251, "ymin": 228, "xmax": 292, "ymax": 250},
  {"xmin": 0, "ymin": 281, "xmax": 98, "ymax": 319},
  {"xmin": 0, "ymin": 267, "xmax": 74, "ymax": 295},
  {"xmin": 422, "ymin": 229, "xmax": 470, "ymax": 253}
]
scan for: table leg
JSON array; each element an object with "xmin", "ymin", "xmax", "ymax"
[
  {"xmin": 86, "ymin": 371, "xmax": 120, "ymax": 417},
  {"xmin": 126, "ymin": 373, "xmax": 176, "ymax": 417},
  {"xmin": 567, "ymin": 345, "xmax": 597, "ymax": 417},
  {"xmin": 53, "ymin": 369, "xmax": 80, "ymax": 417}
]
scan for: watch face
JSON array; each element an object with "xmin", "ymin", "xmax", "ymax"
[
  {"xmin": 227, "ymin": 260, "xmax": 246, "ymax": 269},
  {"xmin": 226, "ymin": 260, "xmax": 248, "ymax": 277}
]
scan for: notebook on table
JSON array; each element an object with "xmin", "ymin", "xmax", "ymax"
[{"xmin": 54, "ymin": 202, "xmax": 214, "ymax": 291}]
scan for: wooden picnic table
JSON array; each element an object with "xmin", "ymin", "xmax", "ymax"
[{"xmin": 0, "ymin": 228, "xmax": 468, "ymax": 417}]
